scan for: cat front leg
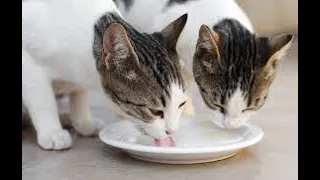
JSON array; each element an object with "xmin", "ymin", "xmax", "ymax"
[
  {"xmin": 182, "ymin": 96, "xmax": 195, "ymax": 116},
  {"xmin": 69, "ymin": 89, "xmax": 103, "ymax": 136},
  {"xmin": 181, "ymin": 66, "xmax": 196, "ymax": 116},
  {"xmin": 22, "ymin": 50, "xmax": 72, "ymax": 150}
]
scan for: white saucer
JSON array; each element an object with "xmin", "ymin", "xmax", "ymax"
[{"xmin": 99, "ymin": 116, "xmax": 264, "ymax": 164}]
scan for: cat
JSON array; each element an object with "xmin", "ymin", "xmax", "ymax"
[
  {"xmin": 113, "ymin": 0, "xmax": 294, "ymax": 128},
  {"xmin": 22, "ymin": 0, "xmax": 188, "ymax": 150},
  {"xmin": 193, "ymin": 21, "xmax": 293, "ymax": 128}
]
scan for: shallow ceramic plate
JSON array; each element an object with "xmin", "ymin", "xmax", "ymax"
[{"xmin": 99, "ymin": 116, "xmax": 264, "ymax": 164}]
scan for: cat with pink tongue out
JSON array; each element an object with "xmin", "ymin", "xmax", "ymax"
[{"xmin": 22, "ymin": 0, "xmax": 187, "ymax": 150}]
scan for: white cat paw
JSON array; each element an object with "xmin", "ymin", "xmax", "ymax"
[
  {"xmin": 38, "ymin": 130, "xmax": 72, "ymax": 150},
  {"xmin": 73, "ymin": 118, "xmax": 104, "ymax": 136}
]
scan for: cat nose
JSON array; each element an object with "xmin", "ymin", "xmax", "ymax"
[{"xmin": 165, "ymin": 128, "xmax": 175, "ymax": 135}]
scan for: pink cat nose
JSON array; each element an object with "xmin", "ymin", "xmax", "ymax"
[{"xmin": 165, "ymin": 129, "xmax": 175, "ymax": 135}]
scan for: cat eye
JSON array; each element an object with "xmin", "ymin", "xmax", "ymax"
[
  {"xmin": 212, "ymin": 103, "xmax": 226, "ymax": 114},
  {"xmin": 179, "ymin": 101, "xmax": 187, "ymax": 108},
  {"xmin": 149, "ymin": 108, "xmax": 164, "ymax": 118},
  {"xmin": 242, "ymin": 108, "xmax": 255, "ymax": 112},
  {"xmin": 212, "ymin": 103, "xmax": 224, "ymax": 109},
  {"xmin": 200, "ymin": 87, "xmax": 207, "ymax": 93}
]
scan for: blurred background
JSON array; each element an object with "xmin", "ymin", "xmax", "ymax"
[{"xmin": 237, "ymin": 0, "xmax": 297, "ymax": 36}]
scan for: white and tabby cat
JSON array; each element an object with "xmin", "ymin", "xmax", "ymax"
[
  {"xmin": 22, "ymin": 0, "xmax": 188, "ymax": 150},
  {"xmin": 114, "ymin": 0, "xmax": 294, "ymax": 128}
]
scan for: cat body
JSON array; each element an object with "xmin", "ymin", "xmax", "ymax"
[
  {"xmin": 22, "ymin": 0, "xmax": 188, "ymax": 150},
  {"xmin": 22, "ymin": 0, "xmax": 116, "ymax": 150},
  {"xmin": 114, "ymin": 0, "xmax": 293, "ymax": 128}
]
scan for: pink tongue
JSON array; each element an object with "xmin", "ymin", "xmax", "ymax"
[{"xmin": 154, "ymin": 137, "xmax": 176, "ymax": 147}]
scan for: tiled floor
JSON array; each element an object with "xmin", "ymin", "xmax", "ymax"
[{"xmin": 22, "ymin": 40, "xmax": 298, "ymax": 180}]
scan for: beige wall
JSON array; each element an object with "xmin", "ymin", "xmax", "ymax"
[{"xmin": 236, "ymin": 0, "xmax": 298, "ymax": 36}]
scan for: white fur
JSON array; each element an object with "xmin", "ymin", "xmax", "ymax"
[
  {"xmin": 22, "ymin": 49, "xmax": 73, "ymax": 149},
  {"xmin": 22, "ymin": 0, "xmax": 119, "ymax": 150},
  {"xmin": 22, "ymin": 0, "xmax": 187, "ymax": 149},
  {"xmin": 129, "ymin": 83, "xmax": 186, "ymax": 139},
  {"xmin": 115, "ymin": 0, "xmax": 169, "ymax": 33},
  {"xmin": 211, "ymin": 86, "xmax": 256, "ymax": 129},
  {"xmin": 228, "ymin": 86, "xmax": 247, "ymax": 118},
  {"xmin": 165, "ymin": 83, "xmax": 187, "ymax": 131}
]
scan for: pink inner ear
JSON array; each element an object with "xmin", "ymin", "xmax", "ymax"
[{"xmin": 103, "ymin": 53, "xmax": 112, "ymax": 69}]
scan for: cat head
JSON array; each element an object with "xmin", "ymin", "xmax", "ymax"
[
  {"xmin": 96, "ymin": 14, "xmax": 188, "ymax": 139},
  {"xmin": 193, "ymin": 19, "xmax": 294, "ymax": 129}
]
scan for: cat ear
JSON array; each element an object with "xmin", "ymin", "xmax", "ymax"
[
  {"xmin": 196, "ymin": 25, "xmax": 220, "ymax": 60},
  {"xmin": 260, "ymin": 34, "xmax": 294, "ymax": 79},
  {"xmin": 102, "ymin": 23, "xmax": 139, "ymax": 70},
  {"xmin": 268, "ymin": 34, "xmax": 294, "ymax": 60},
  {"xmin": 160, "ymin": 13, "xmax": 188, "ymax": 50},
  {"xmin": 264, "ymin": 34, "xmax": 293, "ymax": 72},
  {"xmin": 194, "ymin": 25, "xmax": 223, "ymax": 73}
]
